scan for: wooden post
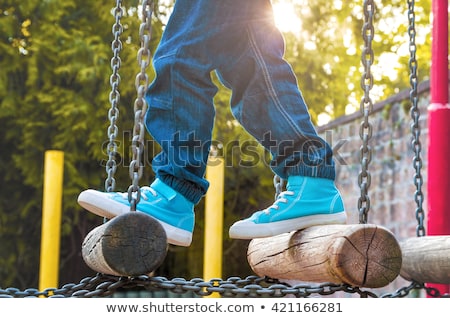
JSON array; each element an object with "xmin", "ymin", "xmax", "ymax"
[
  {"xmin": 400, "ymin": 236, "xmax": 450, "ymax": 284},
  {"xmin": 247, "ymin": 224, "xmax": 402, "ymax": 288},
  {"xmin": 39, "ymin": 150, "xmax": 64, "ymax": 291},
  {"xmin": 82, "ymin": 213, "xmax": 167, "ymax": 276}
]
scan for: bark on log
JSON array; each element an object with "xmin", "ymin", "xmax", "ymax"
[
  {"xmin": 247, "ymin": 224, "xmax": 402, "ymax": 288},
  {"xmin": 400, "ymin": 236, "xmax": 450, "ymax": 284},
  {"xmin": 82, "ymin": 212, "xmax": 167, "ymax": 276}
]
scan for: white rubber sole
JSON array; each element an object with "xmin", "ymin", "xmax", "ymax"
[
  {"xmin": 229, "ymin": 211, "xmax": 347, "ymax": 239},
  {"xmin": 78, "ymin": 190, "xmax": 192, "ymax": 247}
]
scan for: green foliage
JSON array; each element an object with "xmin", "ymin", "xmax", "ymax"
[
  {"xmin": 0, "ymin": 0, "xmax": 434, "ymax": 289},
  {"xmin": 0, "ymin": 0, "xmax": 165, "ymax": 288},
  {"xmin": 277, "ymin": 0, "xmax": 431, "ymax": 124}
]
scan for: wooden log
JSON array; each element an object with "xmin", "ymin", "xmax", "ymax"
[
  {"xmin": 82, "ymin": 212, "xmax": 167, "ymax": 276},
  {"xmin": 400, "ymin": 236, "xmax": 450, "ymax": 284},
  {"xmin": 247, "ymin": 224, "xmax": 402, "ymax": 288}
]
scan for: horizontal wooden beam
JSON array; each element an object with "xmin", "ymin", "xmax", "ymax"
[
  {"xmin": 400, "ymin": 236, "xmax": 450, "ymax": 284},
  {"xmin": 247, "ymin": 224, "xmax": 402, "ymax": 288},
  {"xmin": 82, "ymin": 213, "xmax": 167, "ymax": 276}
]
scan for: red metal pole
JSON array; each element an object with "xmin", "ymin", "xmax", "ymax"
[{"xmin": 427, "ymin": 0, "xmax": 449, "ymax": 295}]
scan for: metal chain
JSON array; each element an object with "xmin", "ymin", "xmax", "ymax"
[
  {"xmin": 127, "ymin": 0, "xmax": 153, "ymax": 210},
  {"xmin": 105, "ymin": 0, "xmax": 124, "ymax": 193},
  {"xmin": 0, "ymin": 274, "xmax": 402, "ymax": 298},
  {"xmin": 3, "ymin": 274, "xmax": 448, "ymax": 298},
  {"xmin": 273, "ymin": 175, "xmax": 285, "ymax": 199},
  {"xmin": 357, "ymin": 0, "xmax": 375, "ymax": 224},
  {"xmin": 407, "ymin": 0, "xmax": 425, "ymax": 237}
]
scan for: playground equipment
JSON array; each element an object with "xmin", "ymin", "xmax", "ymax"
[
  {"xmin": 39, "ymin": 151, "xmax": 64, "ymax": 291},
  {"xmin": 1, "ymin": 0, "xmax": 449, "ymax": 298}
]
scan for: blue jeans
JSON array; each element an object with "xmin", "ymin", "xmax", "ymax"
[{"xmin": 145, "ymin": 0, "xmax": 335, "ymax": 204}]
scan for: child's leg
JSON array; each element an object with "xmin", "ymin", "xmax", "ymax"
[
  {"xmin": 145, "ymin": 0, "xmax": 283, "ymax": 203},
  {"xmin": 212, "ymin": 3, "xmax": 335, "ymax": 181},
  {"xmin": 205, "ymin": 1, "xmax": 347, "ymax": 237}
]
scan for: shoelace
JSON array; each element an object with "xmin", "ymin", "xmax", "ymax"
[
  {"xmin": 118, "ymin": 186, "xmax": 157, "ymax": 201},
  {"xmin": 263, "ymin": 190, "xmax": 295, "ymax": 214},
  {"xmin": 140, "ymin": 186, "xmax": 158, "ymax": 201}
]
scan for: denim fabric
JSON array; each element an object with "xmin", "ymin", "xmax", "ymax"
[{"xmin": 145, "ymin": 0, "xmax": 335, "ymax": 204}]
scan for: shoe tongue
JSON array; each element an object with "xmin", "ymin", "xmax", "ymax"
[{"xmin": 151, "ymin": 178, "xmax": 177, "ymax": 200}]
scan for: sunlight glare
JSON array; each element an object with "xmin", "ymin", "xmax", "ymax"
[{"xmin": 273, "ymin": 1, "xmax": 302, "ymax": 34}]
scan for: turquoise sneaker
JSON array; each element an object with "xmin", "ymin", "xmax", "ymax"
[
  {"xmin": 229, "ymin": 176, "xmax": 347, "ymax": 239},
  {"xmin": 77, "ymin": 179, "xmax": 194, "ymax": 247}
]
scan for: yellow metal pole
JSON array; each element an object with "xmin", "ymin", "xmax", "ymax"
[
  {"xmin": 203, "ymin": 156, "xmax": 224, "ymax": 298},
  {"xmin": 39, "ymin": 150, "xmax": 64, "ymax": 292}
]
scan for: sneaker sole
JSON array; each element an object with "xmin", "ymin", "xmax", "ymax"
[
  {"xmin": 78, "ymin": 190, "xmax": 192, "ymax": 247},
  {"xmin": 229, "ymin": 211, "xmax": 347, "ymax": 239}
]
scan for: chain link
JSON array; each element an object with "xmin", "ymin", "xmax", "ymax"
[
  {"xmin": 127, "ymin": 0, "xmax": 153, "ymax": 210},
  {"xmin": 273, "ymin": 175, "xmax": 285, "ymax": 199},
  {"xmin": 407, "ymin": 0, "xmax": 425, "ymax": 237},
  {"xmin": 105, "ymin": 0, "xmax": 124, "ymax": 193},
  {"xmin": 357, "ymin": 0, "xmax": 375, "ymax": 224}
]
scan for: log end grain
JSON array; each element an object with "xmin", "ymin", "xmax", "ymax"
[
  {"xmin": 330, "ymin": 224, "xmax": 402, "ymax": 288},
  {"xmin": 82, "ymin": 212, "xmax": 167, "ymax": 276}
]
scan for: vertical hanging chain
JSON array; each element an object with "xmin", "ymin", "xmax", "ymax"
[
  {"xmin": 273, "ymin": 175, "xmax": 286, "ymax": 199},
  {"xmin": 407, "ymin": 0, "xmax": 425, "ymax": 237},
  {"xmin": 127, "ymin": 0, "xmax": 153, "ymax": 211},
  {"xmin": 358, "ymin": 0, "xmax": 375, "ymax": 224},
  {"xmin": 105, "ymin": 0, "xmax": 124, "ymax": 193}
]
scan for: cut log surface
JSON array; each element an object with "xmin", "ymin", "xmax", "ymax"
[
  {"xmin": 82, "ymin": 212, "xmax": 167, "ymax": 276},
  {"xmin": 400, "ymin": 236, "xmax": 450, "ymax": 284},
  {"xmin": 247, "ymin": 224, "xmax": 402, "ymax": 288}
]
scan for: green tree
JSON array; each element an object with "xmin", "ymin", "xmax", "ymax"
[
  {"xmin": 0, "ymin": 0, "xmax": 165, "ymax": 288},
  {"xmin": 277, "ymin": 0, "xmax": 431, "ymax": 123}
]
